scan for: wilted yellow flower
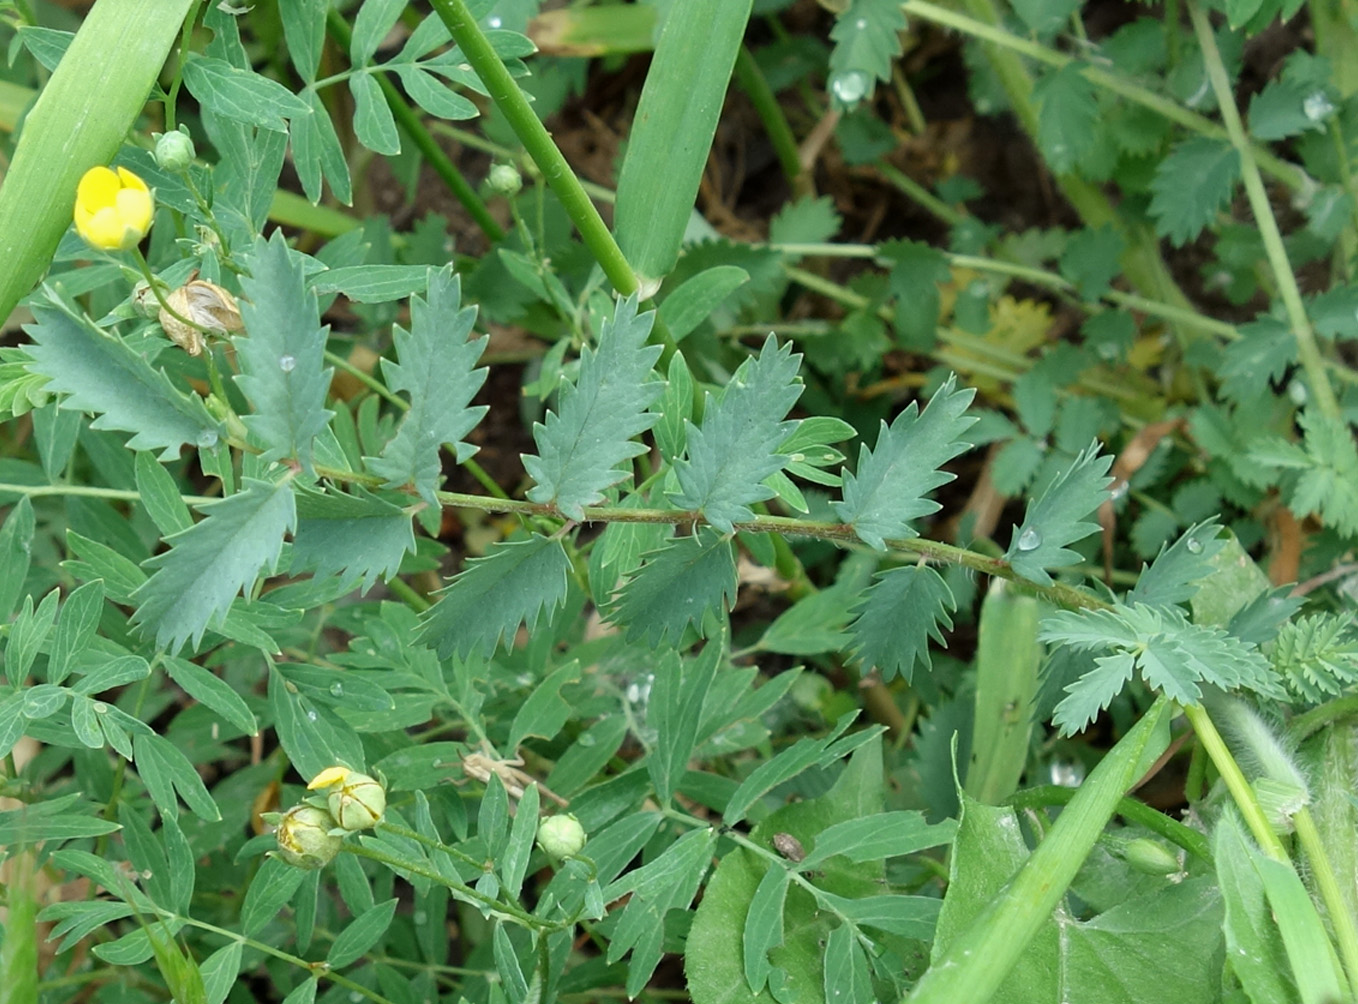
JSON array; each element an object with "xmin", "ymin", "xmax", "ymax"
[
  {"xmin": 308, "ymin": 765, "xmax": 386, "ymax": 831},
  {"xmin": 159, "ymin": 280, "xmax": 243, "ymax": 356},
  {"xmin": 74, "ymin": 166, "xmax": 153, "ymax": 251},
  {"xmin": 274, "ymin": 804, "xmax": 342, "ymax": 870}
]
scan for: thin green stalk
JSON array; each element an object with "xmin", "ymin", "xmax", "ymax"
[
  {"xmin": 325, "ymin": 348, "xmax": 405, "ymax": 410},
  {"xmin": 427, "ymin": 0, "xmax": 637, "ymax": 295},
  {"xmin": 900, "ymin": 0, "xmax": 1308, "ymax": 192},
  {"xmin": 1007, "ymin": 784, "xmax": 1212, "ymax": 863},
  {"xmin": 1188, "ymin": 2, "xmax": 1340, "ymax": 422},
  {"xmin": 733, "ymin": 45, "xmax": 808, "ymax": 195},
  {"xmin": 876, "ymin": 162, "xmax": 965, "ymax": 227},
  {"xmin": 324, "ymin": 10, "xmax": 503, "ymax": 244},
  {"xmin": 1183, "ymin": 703, "xmax": 1288, "ymax": 861},
  {"xmin": 1288, "ymin": 695, "xmax": 1358, "ymax": 742},
  {"xmin": 1295, "ymin": 805, "xmax": 1358, "ymax": 993},
  {"xmin": 0, "ymin": 482, "xmax": 216, "ymax": 505},
  {"xmin": 383, "ymin": 573, "xmax": 431, "ymax": 612},
  {"xmin": 162, "ymin": 0, "xmax": 204, "ymax": 132}
]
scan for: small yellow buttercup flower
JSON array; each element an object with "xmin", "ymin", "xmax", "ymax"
[
  {"xmin": 308, "ymin": 765, "xmax": 385, "ymax": 831},
  {"xmin": 74, "ymin": 166, "xmax": 153, "ymax": 251}
]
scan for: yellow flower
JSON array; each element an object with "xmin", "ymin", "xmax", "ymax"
[
  {"xmin": 308, "ymin": 765, "xmax": 386, "ymax": 831},
  {"xmin": 74, "ymin": 166, "xmax": 153, "ymax": 251}
]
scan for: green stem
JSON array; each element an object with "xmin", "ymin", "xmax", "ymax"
[
  {"xmin": 875, "ymin": 162, "xmax": 965, "ymax": 227},
  {"xmin": 733, "ymin": 45, "xmax": 807, "ymax": 195},
  {"xmin": 162, "ymin": 0, "xmax": 203, "ymax": 132},
  {"xmin": 383, "ymin": 573, "xmax": 431, "ymax": 612},
  {"xmin": 427, "ymin": 0, "xmax": 637, "ymax": 294},
  {"xmin": 1188, "ymin": 2, "xmax": 1340, "ymax": 422},
  {"xmin": 326, "ymin": 348, "xmax": 405, "ymax": 410},
  {"xmin": 0, "ymin": 482, "xmax": 215, "ymax": 504},
  {"xmin": 325, "ymin": 10, "xmax": 504, "ymax": 244},
  {"xmin": 1007, "ymin": 784, "xmax": 1212, "ymax": 863},
  {"xmin": 375, "ymin": 818, "xmax": 484, "ymax": 872},
  {"xmin": 1288, "ymin": 695, "xmax": 1358, "ymax": 742},
  {"xmin": 1183, "ymin": 703, "xmax": 1288, "ymax": 861},
  {"xmin": 1295, "ymin": 805, "xmax": 1358, "ymax": 993}
]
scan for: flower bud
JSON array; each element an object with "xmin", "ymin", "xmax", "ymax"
[
  {"xmin": 275, "ymin": 804, "xmax": 342, "ymax": 869},
  {"xmin": 487, "ymin": 163, "xmax": 522, "ymax": 196},
  {"xmin": 536, "ymin": 813, "xmax": 586, "ymax": 861},
  {"xmin": 153, "ymin": 128, "xmax": 196, "ymax": 173},
  {"xmin": 1120, "ymin": 838, "xmax": 1180, "ymax": 876},
  {"xmin": 308, "ymin": 766, "xmax": 386, "ymax": 831},
  {"xmin": 74, "ymin": 166, "xmax": 153, "ymax": 251}
]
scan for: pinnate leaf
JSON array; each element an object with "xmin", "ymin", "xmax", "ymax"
[
  {"xmin": 609, "ymin": 530, "xmax": 737, "ymax": 647},
  {"xmin": 234, "ymin": 232, "xmax": 334, "ymax": 472},
  {"xmin": 24, "ymin": 296, "xmax": 221, "ymax": 459},
  {"xmin": 367, "ymin": 268, "xmax": 488, "ymax": 505},
  {"xmin": 132, "ymin": 477, "xmax": 297, "ymax": 654},
  {"xmin": 1033, "ymin": 63, "xmax": 1098, "ymax": 174},
  {"xmin": 827, "ymin": 0, "xmax": 906, "ymax": 106},
  {"xmin": 524, "ymin": 296, "xmax": 663, "ymax": 518},
  {"xmin": 669, "ymin": 336, "xmax": 803, "ymax": 532},
  {"xmin": 289, "ymin": 486, "xmax": 415, "ymax": 592},
  {"xmin": 847, "ymin": 565, "xmax": 956, "ymax": 682},
  {"xmin": 1006, "ymin": 441, "xmax": 1114, "ymax": 586},
  {"xmin": 1127, "ymin": 519, "xmax": 1225, "ymax": 609},
  {"xmin": 1149, "ymin": 138, "xmax": 1241, "ymax": 246},
  {"xmin": 833, "ymin": 374, "xmax": 975, "ymax": 549},
  {"xmin": 419, "ymin": 534, "xmax": 571, "ymax": 659}
]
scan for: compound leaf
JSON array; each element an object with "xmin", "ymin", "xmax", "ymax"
[
  {"xmin": 24, "ymin": 297, "xmax": 221, "ymax": 459},
  {"xmin": 1127, "ymin": 519, "xmax": 1226, "ymax": 609},
  {"xmin": 367, "ymin": 268, "xmax": 488, "ymax": 505},
  {"xmin": 833, "ymin": 375, "xmax": 976, "ymax": 549},
  {"xmin": 827, "ymin": 0, "xmax": 906, "ymax": 107},
  {"xmin": 847, "ymin": 565, "xmax": 955, "ymax": 682},
  {"xmin": 1006, "ymin": 441, "xmax": 1114, "ymax": 586},
  {"xmin": 132, "ymin": 477, "xmax": 297, "ymax": 654},
  {"xmin": 419, "ymin": 534, "xmax": 571, "ymax": 659},
  {"xmin": 1033, "ymin": 63, "xmax": 1099, "ymax": 174},
  {"xmin": 669, "ymin": 336, "xmax": 802, "ymax": 531},
  {"xmin": 289, "ymin": 486, "xmax": 414, "ymax": 593},
  {"xmin": 609, "ymin": 530, "xmax": 737, "ymax": 647},
  {"xmin": 1149, "ymin": 138, "xmax": 1241, "ymax": 247},
  {"xmin": 234, "ymin": 232, "xmax": 333, "ymax": 473},
  {"xmin": 524, "ymin": 296, "xmax": 663, "ymax": 518}
]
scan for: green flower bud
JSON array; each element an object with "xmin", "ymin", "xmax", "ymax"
[
  {"xmin": 309, "ymin": 765, "xmax": 386, "ymax": 831},
  {"xmin": 153, "ymin": 128, "xmax": 196, "ymax": 173},
  {"xmin": 275, "ymin": 804, "xmax": 342, "ymax": 870},
  {"xmin": 1120, "ymin": 838, "xmax": 1180, "ymax": 876},
  {"xmin": 487, "ymin": 163, "xmax": 522, "ymax": 196},
  {"xmin": 537, "ymin": 813, "xmax": 586, "ymax": 861}
]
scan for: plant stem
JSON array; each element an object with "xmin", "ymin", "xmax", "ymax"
[
  {"xmin": 1295, "ymin": 805, "xmax": 1358, "ymax": 993},
  {"xmin": 325, "ymin": 10, "xmax": 503, "ymax": 244},
  {"xmin": 1188, "ymin": 2, "xmax": 1340, "ymax": 422},
  {"xmin": 733, "ymin": 45, "xmax": 808, "ymax": 195},
  {"xmin": 427, "ymin": 0, "xmax": 637, "ymax": 295},
  {"xmin": 1182, "ymin": 703, "xmax": 1288, "ymax": 861},
  {"xmin": 1007, "ymin": 785, "xmax": 1212, "ymax": 863}
]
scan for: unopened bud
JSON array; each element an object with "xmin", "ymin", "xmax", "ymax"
[
  {"xmin": 1120, "ymin": 838, "xmax": 1180, "ymax": 876},
  {"xmin": 154, "ymin": 128, "xmax": 196, "ymax": 173},
  {"xmin": 308, "ymin": 766, "xmax": 386, "ymax": 831},
  {"xmin": 487, "ymin": 163, "xmax": 522, "ymax": 196},
  {"xmin": 275, "ymin": 804, "xmax": 342, "ymax": 869},
  {"xmin": 536, "ymin": 813, "xmax": 586, "ymax": 861}
]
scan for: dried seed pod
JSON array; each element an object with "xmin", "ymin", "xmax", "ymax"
[
  {"xmin": 274, "ymin": 804, "xmax": 342, "ymax": 869},
  {"xmin": 159, "ymin": 280, "xmax": 243, "ymax": 356}
]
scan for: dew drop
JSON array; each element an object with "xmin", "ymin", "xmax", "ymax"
[
  {"xmin": 1185, "ymin": 536, "xmax": 1204, "ymax": 554},
  {"xmin": 196, "ymin": 428, "xmax": 219, "ymax": 449},
  {"xmin": 855, "ymin": 16, "xmax": 867, "ymax": 28},
  {"xmin": 1303, "ymin": 91, "xmax": 1335, "ymax": 122},
  {"xmin": 829, "ymin": 70, "xmax": 870, "ymax": 105},
  {"xmin": 578, "ymin": 732, "xmax": 597, "ymax": 747},
  {"xmin": 487, "ymin": 15, "xmax": 502, "ymax": 28},
  {"xmin": 93, "ymin": 702, "xmax": 108, "ymax": 714},
  {"xmin": 306, "ymin": 709, "xmax": 319, "ymax": 722},
  {"xmin": 278, "ymin": 354, "xmax": 297, "ymax": 373},
  {"xmin": 413, "ymin": 910, "xmax": 428, "ymax": 924},
  {"xmin": 1017, "ymin": 527, "xmax": 1042, "ymax": 552},
  {"xmin": 329, "ymin": 682, "xmax": 344, "ymax": 697}
]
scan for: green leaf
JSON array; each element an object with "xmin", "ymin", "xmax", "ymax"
[
  {"xmin": 241, "ymin": 856, "xmax": 307, "ymax": 936},
  {"xmin": 327, "ymin": 898, "xmax": 398, "ymax": 968},
  {"xmin": 1271, "ymin": 613, "xmax": 1358, "ymax": 703},
  {"xmin": 1213, "ymin": 810, "xmax": 1300, "ymax": 1004},
  {"xmin": 419, "ymin": 534, "xmax": 572, "ymax": 659},
  {"xmin": 71, "ymin": 654, "xmax": 151, "ymax": 696},
  {"xmin": 1011, "ymin": 0, "xmax": 1082, "ymax": 35},
  {"xmin": 614, "ymin": 0, "xmax": 754, "ymax": 284},
  {"xmin": 281, "ymin": 980, "xmax": 317, "ymax": 1004},
  {"xmin": 132, "ymin": 477, "xmax": 297, "ymax": 654},
  {"xmin": 392, "ymin": 65, "xmax": 479, "ymax": 121},
  {"xmin": 279, "ymin": 0, "xmax": 327, "ymax": 82},
  {"xmin": 499, "ymin": 783, "xmax": 538, "ymax": 900},
  {"xmin": 833, "ymin": 374, "xmax": 975, "ymax": 549},
  {"xmin": 163, "ymin": 656, "xmax": 259, "ymax": 735},
  {"xmin": 269, "ymin": 666, "xmax": 365, "ymax": 781},
  {"xmin": 722, "ymin": 715, "xmax": 864, "ymax": 825},
  {"xmin": 24, "ymin": 297, "xmax": 222, "ymax": 459},
  {"xmin": 1059, "ymin": 225, "xmax": 1125, "ymax": 300},
  {"xmin": 63, "ymin": 531, "xmax": 146, "ymax": 604},
  {"xmin": 659, "ymin": 267, "xmax": 750, "ymax": 342},
  {"xmin": 181, "ymin": 55, "xmax": 311, "ymax": 131},
  {"xmin": 609, "ymin": 530, "xmax": 737, "ymax": 647},
  {"xmin": 234, "ymin": 232, "xmax": 334, "ymax": 473},
  {"xmin": 1005, "ymin": 441, "xmax": 1113, "ymax": 586},
  {"xmin": 351, "ymin": 0, "xmax": 406, "ymax": 66},
  {"xmin": 883, "ymin": 239, "xmax": 951, "ymax": 349},
  {"xmin": 847, "ymin": 565, "xmax": 955, "ymax": 682},
  {"xmin": 367, "ymin": 268, "xmax": 488, "ymax": 506},
  {"xmin": 1032, "ymin": 63, "xmax": 1098, "ymax": 174},
  {"xmin": 289, "ymin": 486, "xmax": 415, "ymax": 593},
  {"xmin": 799, "ymin": 811, "xmax": 955, "ymax": 870},
  {"xmin": 1248, "ymin": 77, "xmax": 1333, "ymax": 141},
  {"xmin": 493, "ymin": 924, "xmax": 530, "ymax": 1004},
  {"xmin": 823, "ymin": 923, "xmax": 874, "ymax": 1004},
  {"xmin": 293, "ymin": 90, "xmax": 352, "ymax": 205},
  {"xmin": 524, "ymin": 296, "xmax": 663, "ymax": 518},
  {"xmin": 756, "ymin": 583, "xmax": 856, "ymax": 656},
  {"xmin": 1287, "ymin": 410, "xmax": 1358, "ymax": 538},
  {"xmin": 350, "ymin": 72, "xmax": 400, "ymax": 155},
  {"xmin": 200, "ymin": 941, "xmax": 244, "ymax": 1004},
  {"xmin": 4, "ymin": 588, "xmax": 57, "ymax": 688},
  {"xmin": 742, "ymin": 865, "xmax": 788, "ymax": 995},
  {"xmin": 1127, "ymin": 519, "xmax": 1226, "ymax": 609},
  {"xmin": 1218, "ymin": 317, "xmax": 1296, "ymax": 402},
  {"xmin": 648, "ymin": 633, "xmax": 723, "ymax": 804},
  {"xmin": 669, "ymin": 336, "xmax": 803, "ymax": 531},
  {"xmin": 47, "ymin": 579, "xmax": 103, "ymax": 686},
  {"xmin": 1149, "ymin": 138, "xmax": 1241, "ymax": 246},
  {"xmin": 132, "ymin": 732, "xmax": 221, "ymax": 820},
  {"xmin": 507, "ymin": 661, "xmax": 582, "ymax": 751},
  {"xmin": 0, "ymin": 496, "xmax": 34, "ymax": 623},
  {"xmin": 0, "ymin": 795, "xmax": 119, "ymax": 846},
  {"xmin": 309, "ymin": 265, "xmax": 432, "ymax": 304},
  {"xmin": 827, "ymin": 0, "xmax": 906, "ymax": 108}
]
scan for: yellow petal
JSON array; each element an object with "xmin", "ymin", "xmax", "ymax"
[
  {"xmin": 115, "ymin": 187, "xmax": 153, "ymax": 238},
  {"xmin": 307, "ymin": 766, "xmax": 351, "ymax": 790},
  {"xmin": 76, "ymin": 166, "xmax": 120, "ymax": 213},
  {"xmin": 78, "ymin": 207, "xmax": 129, "ymax": 251},
  {"xmin": 116, "ymin": 166, "xmax": 149, "ymax": 194}
]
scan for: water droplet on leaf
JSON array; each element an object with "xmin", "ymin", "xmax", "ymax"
[
  {"xmin": 487, "ymin": 15, "xmax": 502, "ymax": 27},
  {"xmin": 329, "ymin": 682, "xmax": 344, "ymax": 697},
  {"xmin": 1304, "ymin": 91, "xmax": 1335, "ymax": 122},
  {"xmin": 278, "ymin": 354, "xmax": 296, "ymax": 373},
  {"xmin": 1017, "ymin": 527, "xmax": 1042, "ymax": 551},
  {"xmin": 306, "ymin": 709, "xmax": 319, "ymax": 722},
  {"xmin": 829, "ymin": 70, "xmax": 870, "ymax": 105},
  {"xmin": 196, "ymin": 428, "xmax": 218, "ymax": 449},
  {"xmin": 1185, "ymin": 536, "xmax": 1204, "ymax": 554}
]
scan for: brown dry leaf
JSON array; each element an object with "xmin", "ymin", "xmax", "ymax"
[{"xmin": 1098, "ymin": 418, "xmax": 1184, "ymax": 579}]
